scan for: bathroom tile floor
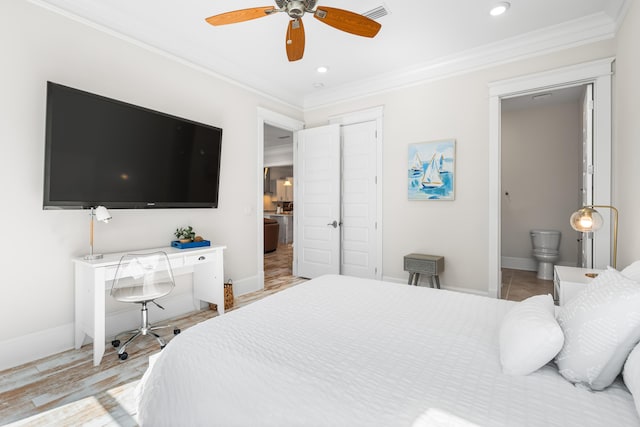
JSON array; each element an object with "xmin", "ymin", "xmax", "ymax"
[{"xmin": 501, "ymin": 268, "xmax": 555, "ymax": 302}]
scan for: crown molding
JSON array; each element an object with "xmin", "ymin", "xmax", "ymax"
[
  {"xmin": 28, "ymin": 0, "xmax": 304, "ymax": 110},
  {"xmin": 302, "ymin": 12, "xmax": 618, "ymax": 111}
]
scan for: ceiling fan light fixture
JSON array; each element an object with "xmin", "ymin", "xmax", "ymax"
[
  {"xmin": 206, "ymin": 1, "xmax": 382, "ymax": 61},
  {"xmin": 490, "ymin": 2, "xmax": 510, "ymax": 16}
]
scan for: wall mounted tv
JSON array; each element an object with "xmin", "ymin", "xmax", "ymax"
[{"xmin": 43, "ymin": 82, "xmax": 222, "ymax": 209}]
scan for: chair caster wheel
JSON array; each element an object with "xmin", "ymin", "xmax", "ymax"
[
  {"xmin": 174, "ymin": 328, "xmax": 181, "ymax": 335},
  {"xmin": 118, "ymin": 352, "xmax": 128, "ymax": 361},
  {"xmin": 160, "ymin": 345, "xmax": 166, "ymax": 350},
  {"xmin": 112, "ymin": 340, "xmax": 120, "ymax": 348}
]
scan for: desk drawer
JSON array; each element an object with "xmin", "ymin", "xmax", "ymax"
[{"xmin": 184, "ymin": 253, "xmax": 213, "ymax": 266}]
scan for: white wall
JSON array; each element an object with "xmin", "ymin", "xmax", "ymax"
[
  {"xmin": 615, "ymin": 0, "xmax": 640, "ymax": 269},
  {"xmin": 0, "ymin": 0, "xmax": 302, "ymax": 369},
  {"xmin": 304, "ymin": 41, "xmax": 616, "ymax": 293},
  {"xmin": 501, "ymin": 101, "xmax": 582, "ymax": 268}
]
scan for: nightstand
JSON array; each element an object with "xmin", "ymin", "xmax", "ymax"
[
  {"xmin": 553, "ymin": 265, "xmax": 603, "ymax": 305},
  {"xmin": 404, "ymin": 253, "xmax": 444, "ymax": 289}
]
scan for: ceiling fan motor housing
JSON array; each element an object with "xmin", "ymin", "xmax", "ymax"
[{"xmin": 282, "ymin": 0, "xmax": 317, "ymax": 18}]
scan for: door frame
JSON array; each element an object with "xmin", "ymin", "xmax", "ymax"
[
  {"xmin": 488, "ymin": 58, "xmax": 614, "ymax": 298},
  {"xmin": 329, "ymin": 106, "xmax": 384, "ymax": 279},
  {"xmin": 256, "ymin": 108, "xmax": 304, "ymax": 290}
]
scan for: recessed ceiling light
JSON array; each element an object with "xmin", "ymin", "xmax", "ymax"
[
  {"xmin": 316, "ymin": 66, "xmax": 329, "ymax": 73},
  {"xmin": 490, "ymin": 2, "xmax": 510, "ymax": 16}
]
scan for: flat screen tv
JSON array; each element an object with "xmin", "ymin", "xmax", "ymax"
[{"xmin": 43, "ymin": 82, "xmax": 222, "ymax": 209}]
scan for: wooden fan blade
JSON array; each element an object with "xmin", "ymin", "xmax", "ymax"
[
  {"xmin": 285, "ymin": 19, "xmax": 305, "ymax": 62},
  {"xmin": 205, "ymin": 7, "xmax": 275, "ymax": 26},
  {"xmin": 314, "ymin": 6, "xmax": 381, "ymax": 38}
]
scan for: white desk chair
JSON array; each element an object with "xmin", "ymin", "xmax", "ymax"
[{"xmin": 110, "ymin": 251, "xmax": 180, "ymax": 360}]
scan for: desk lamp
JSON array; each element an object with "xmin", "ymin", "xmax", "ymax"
[
  {"xmin": 569, "ymin": 205, "xmax": 618, "ymax": 268},
  {"xmin": 85, "ymin": 206, "xmax": 112, "ymax": 260}
]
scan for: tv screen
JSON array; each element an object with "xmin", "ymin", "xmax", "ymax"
[{"xmin": 44, "ymin": 82, "xmax": 222, "ymax": 209}]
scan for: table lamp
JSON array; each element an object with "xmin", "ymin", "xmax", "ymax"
[
  {"xmin": 85, "ymin": 205, "xmax": 112, "ymax": 260},
  {"xmin": 569, "ymin": 205, "xmax": 618, "ymax": 268}
]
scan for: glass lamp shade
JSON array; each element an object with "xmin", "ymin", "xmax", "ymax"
[{"xmin": 570, "ymin": 207, "xmax": 603, "ymax": 232}]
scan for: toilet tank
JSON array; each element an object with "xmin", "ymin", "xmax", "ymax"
[{"xmin": 530, "ymin": 229, "xmax": 561, "ymax": 250}]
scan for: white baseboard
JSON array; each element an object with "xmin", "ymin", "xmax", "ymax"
[
  {"xmin": 501, "ymin": 256, "xmax": 537, "ymax": 271},
  {"xmin": 232, "ymin": 274, "xmax": 262, "ymax": 297},
  {"xmin": 501, "ymin": 256, "xmax": 577, "ymax": 271},
  {"xmin": 0, "ymin": 274, "xmax": 266, "ymax": 371},
  {"xmin": 0, "ymin": 323, "xmax": 75, "ymax": 372},
  {"xmin": 382, "ymin": 275, "xmax": 489, "ymax": 297},
  {"xmin": 0, "ymin": 291, "xmax": 206, "ymax": 372}
]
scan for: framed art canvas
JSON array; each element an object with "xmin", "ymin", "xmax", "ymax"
[{"xmin": 408, "ymin": 139, "xmax": 456, "ymax": 201}]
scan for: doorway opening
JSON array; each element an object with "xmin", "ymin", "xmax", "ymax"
[
  {"xmin": 500, "ymin": 85, "xmax": 590, "ymax": 300},
  {"xmin": 488, "ymin": 58, "xmax": 614, "ymax": 299},
  {"xmin": 256, "ymin": 108, "xmax": 304, "ymax": 293},
  {"xmin": 263, "ymin": 124, "xmax": 297, "ymax": 289}
]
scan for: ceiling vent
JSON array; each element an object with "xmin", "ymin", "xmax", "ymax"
[{"xmin": 362, "ymin": 4, "xmax": 390, "ymax": 20}]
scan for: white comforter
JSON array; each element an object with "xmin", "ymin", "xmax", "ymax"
[{"xmin": 136, "ymin": 275, "xmax": 639, "ymax": 426}]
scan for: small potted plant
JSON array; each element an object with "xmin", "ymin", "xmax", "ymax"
[{"xmin": 174, "ymin": 226, "xmax": 196, "ymax": 243}]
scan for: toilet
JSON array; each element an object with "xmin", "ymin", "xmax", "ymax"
[{"xmin": 530, "ymin": 230, "xmax": 561, "ymax": 280}]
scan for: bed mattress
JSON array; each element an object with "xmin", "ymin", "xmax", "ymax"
[{"xmin": 136, "ymin": 274, "xmax": 639, "ymax": 426}]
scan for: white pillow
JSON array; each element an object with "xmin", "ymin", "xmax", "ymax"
[
  {"xmin": 623, "ymin": 343, "xmax": 640, "ymax": 418},
  {"xmin": 499, "ymin": 294, "xmax": 564, "ymax": 375},
  {"xmin": 622, "ymin": 260, "xmax": 640, "ymax": 282},
  {"xmin": 555, "ymin": 267, "xmax": 640, "ymax": 390}
]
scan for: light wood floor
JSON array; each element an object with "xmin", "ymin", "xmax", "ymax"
[{"xmin": 0, "ymin": 253, "xmax": 543, "ymax": 426}]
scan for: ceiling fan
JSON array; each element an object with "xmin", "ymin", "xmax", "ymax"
[{"xmin": 205, "ymin": 0, "xmax": 382, "ymax": 62}]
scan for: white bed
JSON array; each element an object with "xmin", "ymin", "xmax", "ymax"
[{"xmin": 136, "ymin": 274, "xmax": 640, "ymax": 426}]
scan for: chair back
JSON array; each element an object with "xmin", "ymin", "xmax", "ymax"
[{"xmin": 111, "ymin": 251, "xmax": 175, "ymax": 303}]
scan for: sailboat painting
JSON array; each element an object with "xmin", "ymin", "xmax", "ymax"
[{"xmin": 408, "ymin": 139, "xmax": 455, "ymax": 200}]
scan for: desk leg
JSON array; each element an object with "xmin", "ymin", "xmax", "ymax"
[
  {"xmin": 433, "ymin": 275, "xmax": 441, "ymax": 289},
  {"xmin": 93, "ymin": 270, "xmax": 106, "ymax": 366},
  {"xmin": 74, "ymin": 266, "xmax": 86, "ymax": 349},
  {"xmin": 407, "ymin": 272, "xmax": 414, "ymax": 285}
]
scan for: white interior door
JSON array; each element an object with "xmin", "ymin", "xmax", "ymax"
[
  {"xmin": 341, "ymin": 121, "xmax": 378, "ymax": 279},
  {"xmin": 295, "ymin": 124, "xmax": 341, "ymax": 278},
  {"xmin": 581, "ymin": 83, "xmax": 594, "ymax": 267}
]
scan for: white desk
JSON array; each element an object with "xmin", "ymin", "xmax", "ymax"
[{"xmin": 73, "ymin": 245, "xmax": 226, "ymax": 366}]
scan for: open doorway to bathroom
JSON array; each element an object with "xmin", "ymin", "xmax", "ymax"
[
  {"xmin": 489, "ymin": 58, "xmax": 613, "ymax": 300},
  {"xmin": 500, "ymin": 85, "xmax": 590, "ymax": 301}
]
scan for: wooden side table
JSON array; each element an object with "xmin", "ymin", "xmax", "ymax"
[{"xmin": 404, "ymin": 253, "xmax": 445, "ymax": 289}]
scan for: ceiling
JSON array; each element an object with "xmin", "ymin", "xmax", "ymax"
[
  {"xmin": 502, "ymin": 85, "xmax": 586, "ymax": 112},
  {"xmin": 265, "ymin": 123, "xmax": 293, "ymax": 149},
  {"xmin": 32, "ymin": 0, "xmax": 628, "ymax": 110}
]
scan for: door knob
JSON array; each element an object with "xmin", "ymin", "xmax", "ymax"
[{"xmin": 327, "ymin": 220, "xmax": 338, "ymax": 228}]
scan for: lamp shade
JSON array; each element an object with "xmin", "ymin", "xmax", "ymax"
[
  {"xmin": 95, "ymin": 206, "xmax": 112, "ymax": 223},
  {"xmin": 570, "ymin": 207, "xmax": 603, "ymax": 232}
]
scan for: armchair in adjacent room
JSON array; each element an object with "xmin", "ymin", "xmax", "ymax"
[{"xmin": 264, "ymin": 217, "xmax": 280, "ymax": 253}]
